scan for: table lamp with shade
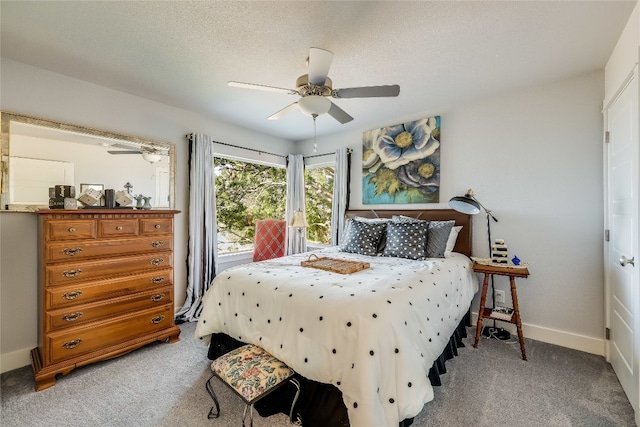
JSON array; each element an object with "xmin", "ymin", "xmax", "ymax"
[
  {"xmin": 449, "ymin": 189, "xmax": 510, "ymax": 340},
  {"xmin": 290, "ymin": 210, "xmax": 309, "ymax": 233}
]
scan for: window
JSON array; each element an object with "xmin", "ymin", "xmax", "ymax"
[
  {"xmin": 305, "ymin": 165, "xmax": 334, "ymax": 245},
  {"xmin": 214, "ymin": 156, "xmax": 335, "ymax": 253},
  {"xmin": 215, "ymin": 156, "xmax": 286, "ymax": 254}
]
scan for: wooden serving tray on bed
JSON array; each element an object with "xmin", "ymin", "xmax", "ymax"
[{"xmin": 301, "ymin": 255, "xmax": 370, "ymax": 274}]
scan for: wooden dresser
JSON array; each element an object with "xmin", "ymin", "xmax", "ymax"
[{"xmin": 32, "ymin": 209, "xmax": 181, "ymax": 391}]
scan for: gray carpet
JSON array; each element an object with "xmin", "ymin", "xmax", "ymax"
[{"xmin": 1, "ymin": 322, "xmax": 634, "ymax": 427}]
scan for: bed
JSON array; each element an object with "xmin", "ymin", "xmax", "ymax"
[{"xmin": 195, "ymin": 209, "xmax": 478, "ymax": 427}]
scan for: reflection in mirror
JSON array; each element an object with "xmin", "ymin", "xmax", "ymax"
[{"xmin": 1, "ymin": 112, "xmax": 175, "ymax": 211}]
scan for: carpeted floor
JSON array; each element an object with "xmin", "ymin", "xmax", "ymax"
[{"xmin": 1, "ymin": 322, "xmax": 635, "ymax": 427}]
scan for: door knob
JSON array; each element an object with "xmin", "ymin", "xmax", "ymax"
[{"xmin": 620, "ymin": 256, "xmax": 635, "ymax": 267}]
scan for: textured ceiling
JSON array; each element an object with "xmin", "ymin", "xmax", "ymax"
[{"xmin": 1, "ymin": 1, "xmax": 636, "ymax": 141}]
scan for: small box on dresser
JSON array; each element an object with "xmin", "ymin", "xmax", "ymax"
[{"xmin": 32, "ymin": 208, "xmax": 181, "ymax": 391}]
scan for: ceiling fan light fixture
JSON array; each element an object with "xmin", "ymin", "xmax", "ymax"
[
  {"xmin": 298, "ymin": 95, "xmax": 331, "ymax": 117},
  {"xmin": 142, "ymin": 153, "xmax": 162, "ymax": 163}
]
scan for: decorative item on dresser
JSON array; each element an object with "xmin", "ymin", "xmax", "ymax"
[{"xmin": 32, "ymin": 209, "xmax": 181, "ymax": 391}]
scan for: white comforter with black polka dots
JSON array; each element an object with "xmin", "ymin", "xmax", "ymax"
[{"xmin": 195, "ymin": 247, "xmax": 478, "ymax": 427}]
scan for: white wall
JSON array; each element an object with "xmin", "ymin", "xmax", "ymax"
[
  {"xmin": 604, "ymin": 2, "xmax": 640, "ymax": 107},
  {"xmin": 0, "ymin": 58, "xmax": 295, "ymax": 373},
  {"xmin": 298, "ymin": 71, "xmax": 607, "ymax": 354}
]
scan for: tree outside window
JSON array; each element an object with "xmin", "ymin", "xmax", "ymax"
[
  {"xmin": 215, "ymin": 157, "xmax": 334, "ymax": 254},
  {"xmin": 305, "ymin": 166, "xmax": 334, "ymax": 245}
]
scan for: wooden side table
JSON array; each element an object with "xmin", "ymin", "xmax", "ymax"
[{"xmin": 473, "ymin": 262, "xmax": 530, "ymax": 360}]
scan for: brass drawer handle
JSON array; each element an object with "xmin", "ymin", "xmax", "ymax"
[
  {"xmin": 62, "ymin": 247, "xmax": 83, "ymax": 256},
  {"xmin": 68, "ymin": 227, "xmax": 76, "ymax": 233},
  {"xmin": 62, "ymin": 290, "xmax": 83, "ymax": 300},
  {"xmin": 62, "ymin": 312, "xmax": 83, "ymax": 322},
  {"xmin": 116, "ymin": 226, "xmax": 123, "ymax": 231},
  {"xmin": 62, "ymin": 339, "xmax": 82, "ymax": 349},
  {"xmin": 154, "ymin": 224, "xmax": 161, "ymax": 229},
  {"xmin": 151, "ymin": 277, "xmax": 165, "ymax": 284},
  {"xmin": 151, "ymin": 315, "xmax": 165, "ymax": 324},
  {"xmin": 151, "ymin": 241, "xmax": 165, "ymax": 248},
  {"xmin": 62, "ymin": 269, "xmax": 82, "ymax": 278},
  {"xmin": 150, "ymin": 258, "xmax": 164, "ymax": 266},
  {"xmin": 150, "ymin": 293, "xmax": 165, "ymax": 302}
]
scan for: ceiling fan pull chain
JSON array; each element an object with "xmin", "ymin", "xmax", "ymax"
[{"xmin": 313, "ymin": 115, "xmax": 318, "ymax": 153}]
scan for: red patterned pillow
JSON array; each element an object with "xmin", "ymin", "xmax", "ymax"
[{"xmin": 253, "ymin": 219, "xmax": 287, "ymax": 262}]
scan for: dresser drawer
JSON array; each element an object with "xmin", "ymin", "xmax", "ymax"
[
  {"xmin": 98, "ymin": 219, "xmax": 139, "ymax": 238},
  {"xmin": 45, "ymin": 252, "xmax": 173, "ymax": 286},
  {"xmin": 45, "ymin": 270, "xmax": 173, "ymax": 309},
  {"xmin": 46, "ymin": 304, "xmax": 174, "ymax": 365},
  {"xmin": 45, "ymin": 236, "xmax": 174, "ymax": 262},
  {"xmin": 45, "ymin": 220, "xmax": 97, "ymax": 241},
  {"xmin": 46, "ymin": 285, "xmax": 173, "ymax": 331},
  {"xmin": 140, "ymin": 218, "xmax": 173, "ymax": 235}
]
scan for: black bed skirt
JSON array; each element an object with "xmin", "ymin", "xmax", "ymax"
[{"xmin": 206, "ymin": 310, "xmax": 471, "ymax": 427}]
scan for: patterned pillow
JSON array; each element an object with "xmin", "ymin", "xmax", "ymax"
[
  {"xmin": 352, "ymin": 216, "xmax": 391, "ymax": 253},
  {"xmin": 339, "ymin": 219, "xmax": 387, "ymax": 256},
  {"xmin": 426, "ymin": 220, "xmax": 455, "ymax": 258},
  {"xmin": 392, "ymin": 215, "xmax": 456, "ymax": 258},
  {"xmin": 382, "ymin": 220, "xmax": 429, "ymax": 260}
]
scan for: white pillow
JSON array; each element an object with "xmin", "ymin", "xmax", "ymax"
[
  {"xmin": 444, "ymin": 226, "xmax": 463, "ymax": 257},
  {"xmin": 353, "ymin": 216, "xmax": 391, "ymax": 223}
]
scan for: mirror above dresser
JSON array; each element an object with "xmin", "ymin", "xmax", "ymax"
[{"xmin": 0, "ymin": 111, "xmax": 176, "ymax": 211}]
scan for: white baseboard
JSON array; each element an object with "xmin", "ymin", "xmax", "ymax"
[
  {"xmin": 471, "ymin": 311, "xmax": 605, "ymax": 356},
  {"xmin": 0, "ymin": 347, "xmax": 32, "ymax": 374}
]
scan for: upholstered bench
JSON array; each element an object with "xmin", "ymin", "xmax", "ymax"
[{"xmin": 205, "ymin": 344, "xmax": 301, "ymax": 426}]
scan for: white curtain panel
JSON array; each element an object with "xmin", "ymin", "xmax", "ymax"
[
  {"xmin": 330, "ymin": 147, "xmax": 350, "ymax": 246},
  {"xmin": 286, "ymin": 154, "xmax": 307, "ymax": 255},
  {"xmin": 175, "ymin": 133, "xmax": 217, "ymax": 322}
]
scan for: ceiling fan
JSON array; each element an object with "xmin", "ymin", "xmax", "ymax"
[
  {"xmin": 228, "ymin": 47, "xmax": 400, "ymax": 124},
  {"xmin": 107, "ymin": 144, "xmax": 168, "ymax": 163}
]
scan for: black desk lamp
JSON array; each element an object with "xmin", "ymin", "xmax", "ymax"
[{"xmin": 449, "ymin": 189, "xmax": 510, "ymax": 340}]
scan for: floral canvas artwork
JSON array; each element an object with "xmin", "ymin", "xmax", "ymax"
[{"xmin": 362, "ymin": 116, "xmax": 440, "ymax": 204}]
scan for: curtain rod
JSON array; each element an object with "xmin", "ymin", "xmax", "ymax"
[
  {"xmin": 186, "ymin": 133, "xmax": 286, "ymax": 159},
  {"xmin": 186, "ymin": 134, "xmax": 351, "ymax": 161},
  {"xmin": 304, "ymin": 148, "xmax": 352, "ymax": 160}
]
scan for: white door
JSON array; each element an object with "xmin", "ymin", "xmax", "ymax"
[
  {"xmin": 606, "ymin": 68, "xmax": 639, "ymax": 418},
  {"xmin": 155, "ymin": 167, "xmax": 170, "ymax": 207}
]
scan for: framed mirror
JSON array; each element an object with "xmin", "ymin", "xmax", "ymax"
[{"xmin": 0, "ymin": 111, "xmax": 176, "ymax": 211}]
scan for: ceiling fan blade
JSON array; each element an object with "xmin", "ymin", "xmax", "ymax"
[
  {"xmin": 112, "ymin": 142, "xmax": 141, "ymax": 150},
  {"xmin": 327, "ymin": 102, "xmax": 354, "ymax": 124},
  {"xmin": 308, "ymin": 47, "xmax": 333, "ymax": 86},
  {"xmin": 267, "ymin": 102, "xmax": 299, "ymax": 120},
  {"xmin": 107, "ymin": 150, "xmax": 142, "ymax": 154},
  {"xmin": 334, "ymin": 85, "xmax": 400, "ymax": 98},
  {"xmin": 228, "ymin": 81, "xmax": 297, "ymax": 95}
]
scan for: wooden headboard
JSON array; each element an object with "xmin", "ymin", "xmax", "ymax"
[{"xmin": 345, "ymin": 209, "xmax": 473, "ymax": 257}]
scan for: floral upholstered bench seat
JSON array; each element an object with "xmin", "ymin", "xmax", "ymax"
[{"xmin": 205, "ymin": 344, "xmax": 301, "ymax": 427}]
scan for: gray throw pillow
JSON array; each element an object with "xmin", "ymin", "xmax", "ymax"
[
  {"xmin": 339, "ymin": 219, "xmax": 387, "ymax": 256},
  {"xmin": 382, "ymin": 221, "xmax": 429, "ymax": 260},
  {"xmin": 426, "ymin": 220, "xmax": 455, "ymax": 258}
]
